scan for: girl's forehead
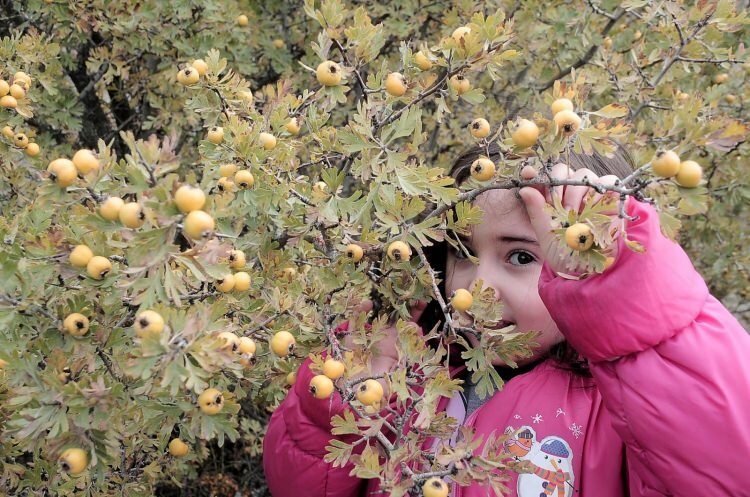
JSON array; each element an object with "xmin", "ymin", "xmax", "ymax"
[{"xmin": 471, "ymin": 189, "xmax": 533, "ymax": 238}]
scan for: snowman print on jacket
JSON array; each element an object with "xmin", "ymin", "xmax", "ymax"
[{"xmin": 505, "ymin": 426, "xmax": 575, "ymax": 497}]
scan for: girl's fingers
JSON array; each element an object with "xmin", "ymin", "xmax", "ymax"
[
  {"xmin": 564, "ymin": 168, "xmax": 599, "ymax": 212},
  {"xmin": 518, "ymin": 186, "xmax": 553, "ymax": 245},
  {"xmin": 549, "ymin": 163, "xmax": 572, "ymax": 203}
]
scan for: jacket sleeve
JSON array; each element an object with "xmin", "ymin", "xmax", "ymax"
[
  {"xmin": 263, "ymin": 357, "xmax": 365, "ymax": 497},
  {"xmin": 538, "ymin": 197, "xmax": 750, "ymax": 495}
]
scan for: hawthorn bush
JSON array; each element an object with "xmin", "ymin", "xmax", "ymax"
[{"xmin": 0, "ymin": 1, "xmax": 748, "ymax": 496}]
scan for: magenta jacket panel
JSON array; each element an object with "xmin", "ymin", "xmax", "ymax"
[{"xmin": 263, "ymin": 198, "xmax": 750, "ymax": 496}]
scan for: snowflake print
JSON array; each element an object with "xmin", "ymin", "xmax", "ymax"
[
  {"xmin": 570, "ymin": 422, "xmax": 584, "ymax": 439},
  {"xmin": 555, "ymin": 408, "xmax": 566, "ymax": 418},
  {"xmin": 532, "ymin": 413, "xmax": 543, "ymax": 424}
]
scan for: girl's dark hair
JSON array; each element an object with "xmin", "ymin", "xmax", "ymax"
[{"xmin": 417, "ymin": 139, "xmax": 635, "ymax": 377}]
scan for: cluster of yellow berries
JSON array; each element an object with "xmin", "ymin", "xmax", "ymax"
[
  {"xmin": 651, "ymin": 150, "xmax": 702, "ymax": 188},
  {"xmin": 215, "ymin": 249, "xmax": 251, "ymax": 293},
  {"xmin": 2, "ymin": 125, "xmax": 40, "ymax": 157},
  {"xmin": 176, "ymin": 59, "xmax": 208, "ymax": 86},
  {"xmin": 46, "ymin": 149, "xmax": 100, "ymax": 187},
  {"xmin": 69, "ymin": 244, "xmax": 113, "ymax": 280},
  {"xmin": 0, "ymin": 70, "xmax": 31, "ymax": 110}
]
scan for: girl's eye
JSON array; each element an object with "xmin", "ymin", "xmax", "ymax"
[{"xmin": 508, "ymin": 250, "xmax": 536, "ymax": 266}]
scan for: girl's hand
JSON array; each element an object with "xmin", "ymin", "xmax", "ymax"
[
  {"xmin": 518, "ymin": 163, "xmax": 620, "ymax": 275},
  {"xmin": 342, "ymin": 300, "xmax": 428, "ymax": 377}
]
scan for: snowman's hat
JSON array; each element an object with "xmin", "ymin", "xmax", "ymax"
[{"xmin": 540, "ymin": 439, "xmax": 569, "ymax": 458}]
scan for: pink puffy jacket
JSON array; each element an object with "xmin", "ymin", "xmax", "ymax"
[{"xmin": 263, "ymin": 199, "xmax": 750, "ymax": 496}]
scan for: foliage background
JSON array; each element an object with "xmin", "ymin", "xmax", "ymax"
[{"xmin": 0, "ymin": 0, "xmax": 748, "ymax": 495}]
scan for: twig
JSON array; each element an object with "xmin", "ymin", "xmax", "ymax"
[{"xmin": 537, "ymin": 8, "xmax": 626, "ymax": 91}]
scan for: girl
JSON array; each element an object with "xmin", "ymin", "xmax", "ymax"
[{"xmin": 263, "ymin": 142, "xmax": 750, "ymax": 496}]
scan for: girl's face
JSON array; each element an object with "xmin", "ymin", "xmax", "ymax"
[{"xmin": 445, "ymin": 188, "xmax": 563, "ymax": 366}]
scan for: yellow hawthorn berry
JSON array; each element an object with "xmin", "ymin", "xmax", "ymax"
[
  {"xmin": 387, "ymin": 241, "xmax": 411, "ymax": 262},
  {"xmin": 273, "ymin": 38, "xmax": 285, "ymax": 49},
  {"xmin": 356, "ymin": 378, "xmax": 384, "ymax": 406},
  {"xmin": 217, "ymin": 177, "xmax": 234, "ymax": 193},
  {"xmin": 675, "ymin": 160, "xmax": 703, "ymax": 188},
  {"xmin": 385, "ymin": 72, "xmax": 407, "ymax": 97},
  {"xmin": 286, "ymin": 371, "xmax": 297, "ymax": 385},
  {"xmin": 86, "ymin": 256, "xmax": 112, "ymax": 279},
  {"xmin": 13, "ymin": 71, "xmax": 31, "ymax": 88},
  {"xmin": 344, "ymin": 243, "xmax": 364, "ymax": 262},
  {"xmin": 0, "ymin": 95, "xmax": 17, "ymax": 108},
  {"xmin": 59, "ymin": 448, "xmax": 88, "ymax": 475},
  {"xmin": 259, "ymin": 132, "xmax": 277, "ymax": 150},
  {"xmin": 470, "ymin": 157, "xmax": 495, "ymax": 182},
  {"xmin": 652, "ymin": 150, "xmax": 681, "ymax": 178},
  {"xmin": 9, "ymin": 84, "xmax": 25, "ymax": 100},
  {"xmin": 233, "ymin": 271, "xmax": 251, "ymax": 291},
  {"xmin": 119, "ymin": 202, "xmax": 146, "ymax": 229},
  {"xmin": 228, "ymin": 249, "xmax": 246, "ymax": 269},
  {"xmin": 511, "ymin": 119, "xmax": 540, "ymax": 149},
  {"xmin": 414, "ymin": 51, "xmax": 433, "ymax": 70},
  {"xmin": 240, "ymin": 90, "xmax": 254, "ymax": 105},
  {"xmin": 550, "ymin": 98, "xmax": 574, "ymax": 116},
  {"xmin": 469, "ymin": 118, "xmax": 490, "ymax": 139},
  {"xmin": 47, "ymin": 158, "xmax": 78, "ymax": 187},
  {"xmin": 309, "ymin": 374, "xmax": 335, "ymax": 399},
  {"xmin": 236, "ymin": 14, "xmax": 249, "ymax": 26},
  {"xmin": 174, "ymin": 185, "xmax": 206, "ymax": 213},
  {"xmin": 0, "ymin": 80, "xmax": 8, "ymax": 96},
  {"xmin": 280, "ymin": 267, "xmax": 297, "ymax": 279},
  {"xmin": 713, "ymin": 73, "xmax": 728, "ymax": 84},
  {"xmin": 451, "ymin": 289, "xmax": 473, "ymax": 312},
  {"xmin": 633, "ymin": 30, "xmax": 642, "ymax": 41},
  {"xmin": 553, "ymin": 110, "xmax": 582, "ymax": 137},
  {"xmin": 99, "ymin": 197, "xmax": 125, "ymax": 221},
  {"xmin": 72, "ymin": 149, "xmax": 99, "ymax": 174},
  {"xmin": 183, "ymin": 210, "xmax": 215, "ymax": 239},
  {"xmin": 191, "ymin": 59, "xmax": 208, "ymax": 76},
  {"xmin": 215, "ymin": 274, "xmax": 235, "ymax": 293},
  {"xmin": 69, "ymin": 244, "xmax": 94, "ymax": 268},
  {"xmin": 134, "ymin": 310, "xmax": 165, "ymax": 337},
  {"xmin": 677, "ymin": 91, "xmax": 689, "ymax": 101},
  {"xmin": 323, "ymin": 358, "xmax": 345, "ymax": 380},
  {"xmin": 238, "ymin": 337, "xmax": 256, "ymax": 355},
  {"xmin": 217, "ymin": 331, "xmax": 240, "ymax": 351},
  {"xmin": 234, "ymin": 170, "xmax": 254, "ymax": 189},
  {"xmin": 316, "ymin": 60, "xmax": 342, "ymax": 86},
  {"xmin": 13, "ymin": 133, "xmax": 28, "ymax": 148},
  {"xmin": 168, "ymin": 439, "xmax": 190, "ymax": 457},
  {"xmin": 219, "ymin": 163, "xmax": 238, "ymax": 178},
  {"xmin": 285, "ymin": 117, "xmax": 300, "ymax": 135},
  {"xmin": 207, "ymin": 126, "xmax": 224, "ymax": 144},
  {"xmin": 2, "ymin": 125, "xmax": 13, "ymax": 138},
  {"xmin": 725, "ymin": 94, "xmax": 737, "ymax": 104},
  {"xmin": 177, "ymin": 66, "xmax": 200, "ymax": 85},
  {"xmin": 422, "ymin": 477, "xmax": 449, "ymax": 497},
  {"xmin": 451, "ymin": 26, "xmax": 471, "ymax": 44},
  {"xmin": 602, "ymin": 36, "xmax": 613, "ymax": 49},
  {"xmin": 449, "ymin": 74, "xmax": 470, "ymax": 95},
  {"xmin": 63, "ymin": 313, "xmax": 90, "ymax": 337},
  {"xmin": 270, "ymin": 330, "xmax": 296, "ymax": 357},
  {"xmin": 197, "ymin": 388, "xmax": 224, "ymax": 415},
  {"xmin": 565, "ymin": 223, "xmax": 594, "ymax": 251},
  {"xmin": 25, "ymin": 142, "xmax": 40, "ymax": 157}
]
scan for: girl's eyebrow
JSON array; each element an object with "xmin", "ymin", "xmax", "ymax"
[
  {"xmin": 456, "ymin": 232, "xmax": 538, "ymax": 245},
  {"xmin": 497, "ymin": 234, "xmax": 539, "ymax": 245}
]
